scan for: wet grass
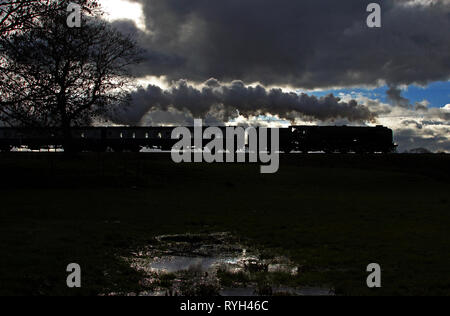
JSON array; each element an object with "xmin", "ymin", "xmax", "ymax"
[
  {"xmin": 217, "ymin": 269, "xmax": 299, "ymax": 294},
  {"xmin": 217, "ymin": 270, "xmax": 251, "ymax": 287},
  {"xmin": 0, "ymin": 153, "xmax": 449, "ymax": 295},
  {"xmin": 158, "ymin": 273, "xmax": 177, "ymax": 289}
]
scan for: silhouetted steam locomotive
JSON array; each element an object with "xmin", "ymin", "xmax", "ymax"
[{"xmin": 0, "ymin": 125, "xmax": 396, "ymax": 153}]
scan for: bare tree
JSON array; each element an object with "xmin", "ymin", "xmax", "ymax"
[
  {"xmin": 1, "ymin": 0, "xmax": 45, "ymax": 35},
  {"xmin": 0, "ymin": 0, "xmax": 99, "ymax": 35},
  {"xmin": 0, "ymin": 1, "xmax": 141, "ymax": 152}
]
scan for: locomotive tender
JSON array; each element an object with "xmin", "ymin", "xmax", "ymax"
[{"xmin": 0, "ymin": 125, "xmax": 396, "ymax": 153}]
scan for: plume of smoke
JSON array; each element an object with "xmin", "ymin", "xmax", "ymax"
[{"xmin": 110, "ymin": 79, "xmax": 376, "ymax": 125}]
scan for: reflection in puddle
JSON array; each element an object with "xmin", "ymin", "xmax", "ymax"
[
  {"xmin": 149, "ymin": 256, "xmax": 219, "ymax": 274},
  {"xmin": 122, "ymin": 232, "xmax": 334, "ymax": 297}
]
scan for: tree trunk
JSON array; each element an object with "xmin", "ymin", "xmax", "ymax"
[{"xmin": 61, "ymin": 116, "xmax": 74, "ymax": 156}]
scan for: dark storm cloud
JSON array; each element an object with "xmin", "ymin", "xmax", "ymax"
[
  {"xmin": 387, "ymin": 86, "xmax": 411, "ymax": 108},
  {"xmin": 395, "ymin": 127, "xmax": 450, "ymax": 153},
  {"xmin": 123, "ymin": 0, "xmax": 450, "ymax": 88},
  {"xmin": 111, "ymin": 79, "xmax": 375, "ymax": 125},
  {"xmin": 402, "ymin": 120, "xmax": 423, "ymax": 129}
]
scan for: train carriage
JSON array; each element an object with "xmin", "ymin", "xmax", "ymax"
[
  {"xmin": 289, "ymin": 125, "xmax": 396, "ymax": 153},
  {"xmin": 0, "ymin": 125, "xmax": 397, "ymax": 154}
]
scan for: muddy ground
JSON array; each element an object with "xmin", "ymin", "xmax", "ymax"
[{"xmin": 0, "ymin": 153, "xmax": 449, "ymax": 295}]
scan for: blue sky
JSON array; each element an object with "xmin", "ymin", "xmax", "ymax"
[{"xmin": 308, "ymin": 81, "xmax": 450, "ymax": 108}]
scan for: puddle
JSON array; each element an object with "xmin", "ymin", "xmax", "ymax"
[
  {"xmin": 149, "ymin": 256, "xmax": 219, "ymax": 274},
  {"xmin": 120, "ymin": 232, "xmax": 334, "ymax": 297}
]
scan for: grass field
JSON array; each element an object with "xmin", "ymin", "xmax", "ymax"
[{"xmin": 0, "ymin": 153, "xmax": 449, "ymax": 296}]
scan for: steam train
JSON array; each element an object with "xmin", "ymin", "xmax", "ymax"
[{"xmin": 0, "ymin": 125, "xmax": 396, "ymax": 153}]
